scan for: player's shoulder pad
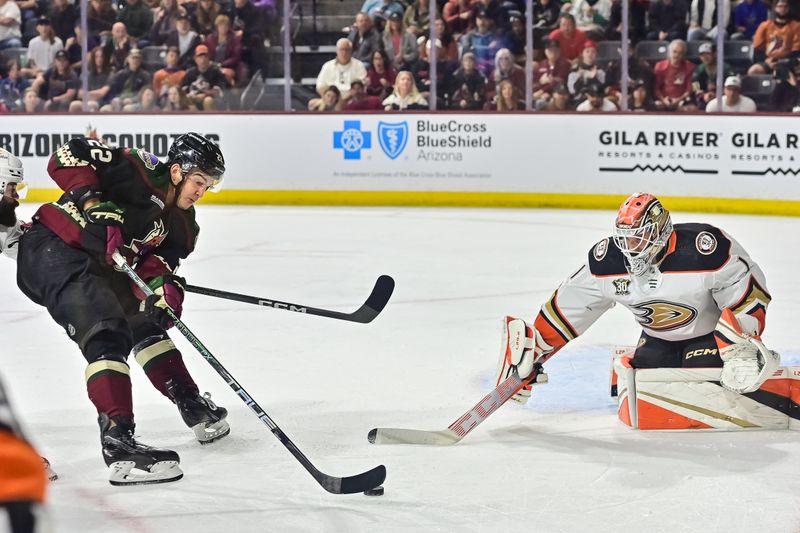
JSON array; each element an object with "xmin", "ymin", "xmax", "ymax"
[
  {"xmin": 661, "ymin": 223, "xmax": 732, "ymax": 273},
  {"xmin": 125, "ymin": 147, "xmax": 172, "ymax": 186},
  {"xmin": 587, "ymin": 236, "xmax": 628, "ymax": 277}
]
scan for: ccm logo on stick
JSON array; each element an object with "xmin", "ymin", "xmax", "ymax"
[{"xmin": 258, "ymin": 300, "xmax": 308, "ymax": 313}]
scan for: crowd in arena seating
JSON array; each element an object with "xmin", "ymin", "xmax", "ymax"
[
  {"xmin": 0, "ymin": 0, "xmax": 274, "ymax": 112},
  {"xmin": 0, "ymin": 0, "xmax": 798, "ymax": 112},
  {"xmin": 314, "ymin": 0, "xmax": 800, "ymax": 112}
]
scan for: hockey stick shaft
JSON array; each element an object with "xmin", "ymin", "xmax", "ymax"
[
  {"xmin": 113, "ymin": 252, "xmax": 386, "ymax": 494},
  {"xmin": 185, "ymin": 275, "xmax": 395, "ymax": 324},
  {"xmin": 368, "ymin": 372, "xmax": 528, "ymax": 446}
]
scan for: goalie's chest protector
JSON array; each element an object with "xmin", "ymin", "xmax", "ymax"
[{"xmin": 588, "ymin": 224, "xmax": 732, "ymax": 341}]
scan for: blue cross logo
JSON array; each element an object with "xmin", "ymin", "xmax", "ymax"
[{"xmin": 333, "ymin": 120, "xmax": 372, "ymax": 160}]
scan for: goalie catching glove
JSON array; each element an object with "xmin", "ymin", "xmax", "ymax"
[
  {"xmin": 714, "ymin": 309, "xmax": 780, "ymax": 394},
  {"xmin": 495, "ymin": 316, "xmax": 551, "ymax": 405},
  {"xmin": 140, "ymin": 274, "xmax": 186, "ymax": 330}
]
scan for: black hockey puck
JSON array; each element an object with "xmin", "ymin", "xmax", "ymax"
[
  {"xmin": 363, "ymin": 486, "xmax": 384, "ymax": 496},
  {"xmin": 367, "ymin": 428, "xmax": 377, "ymax": 444}
]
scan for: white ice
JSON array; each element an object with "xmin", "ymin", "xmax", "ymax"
[{"xmin": 1, "ymin": 205, "xmax": 799, "ymax": 533}]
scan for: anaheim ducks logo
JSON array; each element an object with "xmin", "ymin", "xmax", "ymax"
[{"xmin": 630, "ymin": 301, "xmax": 698, "ymax": 331}]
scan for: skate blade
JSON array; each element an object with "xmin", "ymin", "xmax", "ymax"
[
  {"xmin": 193, "ymin": 419, "xmax": 230, "ymax": 445},
  {"xmin": 108, "ymin": 460, "xmax": 183, "ymax": 486}
]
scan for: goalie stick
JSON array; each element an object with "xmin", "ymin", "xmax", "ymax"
[
  {"xmin": 368, "ymin": 371, "xmax": 528, "ymax": 446},
  {"xmin": 113, "ymin": 251, "xmax": 386, "ymax": 494},
  {"xmin": 185, "ymin": 275, "xmax": 395, "ymax": 324}
]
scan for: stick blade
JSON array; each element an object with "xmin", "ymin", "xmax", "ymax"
[
  {"xmin": 368, "ymin": 427, "xmax": 461, "ymax": 446},
  {"xmin": 326, "ymin": 464, "xmax": 386, "ymax": 494},
  {"xmin": 351, "ymin": 275, "xmax": 395, "ymax": 323}
]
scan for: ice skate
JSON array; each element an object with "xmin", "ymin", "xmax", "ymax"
[
  {"xmin": 167, "ymin": 380, "xmax": 230, "ymax": 444},
  {"xmin": 99, "ymin": 414, "xmax": 183, "ymax": 486}
]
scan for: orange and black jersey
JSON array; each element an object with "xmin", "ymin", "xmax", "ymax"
[
  {"xmin": 534, "ymin": 223, "xmax": 771, "ymax": 351},
  {"xmin": 33, "ymin": 138, "xmax": 199, "ymax": 279}
]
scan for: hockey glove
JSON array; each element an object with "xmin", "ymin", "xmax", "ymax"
[
  {"xmin": 141, "ymin": 274, "xmax": 186, "ymax": 330},
  {"xmin": 715, "ymin": 309, "xmax": 780, "ymax": 394},
  {"xmin": 495, "ymin": 316, "xmax": 552, "ymax": 405},
  {"xmin": 84, "ymin": 201, "xmax": 125, "ymax": 226},
  {"xmin": 80, "ymin": 201, "xmax": 125, "ymax": 265}
]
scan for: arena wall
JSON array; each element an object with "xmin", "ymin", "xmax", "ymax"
[{"xmin": 4, "ymin": 113, "xmax": 799, "ymax": 216}]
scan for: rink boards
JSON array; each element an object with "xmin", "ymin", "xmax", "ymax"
[{"xmin": 3, "ymin": 113, "xmax": 799, "ymax": 216}]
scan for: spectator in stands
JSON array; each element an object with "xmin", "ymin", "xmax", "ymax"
[
  {"xmin": 473, "ymin": 0, "xmax": 503, "ymax": 30},
  {"xmin": 365, "ymin": 48, "xmax": 395, "ymax": 99},
  {"xmin": 688, "ymin": 0, "xmax": 730, "ymax": 41},
  {"xmin": 21, "ymin": 86, "xmax": 41, "ymax": 111},
  {"xmin": 194, "ymin": 0, "xmax": 222, "ymax": 37},
  {"xmin": 607, "ymin": 0, "xmax": 647, "ymax": 42},
  {"xmin": 706, "ymin": 75, "xmax": 757, "ymax": 111},
  {"xmin": 167, "ymin": 11, "xmax": 202, "ymax": 69},
  {"xmin": 653, "ymin": 39, "xmax": 695, "ymax": 111},
  {"xmin": 692, "ymin": 41, "xmax": 731, "ymax": 107},
  {"xmin": 0, "ymin": 0, "xmax": 22, "ymax": 50},
  {"xmin": 48, "ymin": 0, "xmax": 77, "ymax": 43},
  {"xmin": 122, "ymin": 85, "xmax": 158, "ymax": 111},
  {"xmin": 383, "ymin": 69, "xmax": 427, "ymax": 110},
  {"xmin": 182, "ymin": 43, "xmax": 228, "ymax": 109},
  {"xmin": 348, "ymin": 11, "xmax": 382, "ymax": 66},
  {"xmin": 64, "ymin": 22, "xmax": 99, "ymax": 71},
  {"xmin": 232, "ymin": 0, "xmax": 269, "ymax": 75},
  {"xmin": 362, "ymin": 0, "xmax": 404, "ymax": 28},
  {"xmin": 411, "ymin": 37, "xmax": 457, "ymax": 105},
  {"xmin": 604, "ymin": 41, "xmax": 654, "ymax": 96},
  {"xmin": 382, "ymin": 12, "xmax": 418, "ymax": 71},
  {"xmin": 449, "ymin": 51, "xmax": 486, "ymax": 109},
  {"xmin": 151, "ymin": 0, "xmax": 180, "ymax": 46},
  {"xmin": 205, "ymin": 14, "xmax": 243, "ymax": 86},
  {"xmin": 104, "ymin": 22, "xmax": 134, "ymax": 72},
  {"xmin": 567, "ymin": 40, "xmax": 606, "ymax": 101},
  {"xmin": 732, "ymin": 0, "xmax": 768, "ymax": 41},
  {"xmin": 341, "ymin": 79, "xmax": 383, "ymax": 110},
  {"xmin": 629, "ymin": 78, "xmax": 656, "ymax": 110},
  {"xmin": 548, "ymin": 13, "xmax": 589, "ymax": 63},
  {"xmin": 153, "ymin": 45, "xmax": 185, "ymax": 97},
  {"xmin": 461, "ymin": 8, "xmax": 503, "ymax": 76},
  {"xmin": 502, "ymin": 12, "xmax": 526, "ymax": 63},
  {"xmin": 486, "ymin": 47, "xmax": 524, "ymax": 102},
  {"xmin": 442, "ymin": 0, "xmax": 474, "ymax": 40},
  {"xmin": 533, "ymin": 0, "xmax": 560, "ymax": 53},
  {"xmin": 419, "ymin": 19, "xmax": 459, "ymax": 63},
  {"xmin": 769, "ymin": 57, "xmax": 799, "ymax": 111},
  {"xmin": 68, "ymin": 46, "xmax": 111, "ymax": 112},
  {"xmin": 25, "ymin": 17, "xmax": 63, "ymax": 76},
  {"xmin": 100, "ymin": 47, "xmax": 151, "ymax": 111},
  {"xmin": 571, "ymin": 0, "xmax": 611, "ymax": 42},
  {"xmin": 542, "ymin": 83, "xmax": 571, "ymax": 110},
  {"xmin": 307, "ymin": 85, "xmax": 340, "ymax": 111},
  {"xmin": 646, "ymin": 0, "xmax": 689, "ymax": 42},
  {"xmin": 88, "ymin": 0, "xmax": 117, "ymax": 36},
  {"xmin": 0, "ymin": 59, "xmax": 27, "ymax": 110},
  {"xmin": 576, "ymin": 81, "xmax": 617, "ymax": 110},
  {"xmin": 316, "ymin": 38, "xmax": 368, "ymax": 96},
  {"xmin": 31, "ymin": 49, "xmax": 76, "ymax": 110},
  {"xmin": 748, "ymin": 0, "xmax": 800, "ymax": 75},
  {"xmin": 404, "ymin": 0, "xmax": 435, "ymax": 38},
  {"xmin": 15, "ymin": 0, "xmax": 36, "ymax": 29},
  {"xmin": 490, "ymin": 78, "xmax": 524, "ymax": 110},
  {"xmin": 117, "ymin": 0, "xmax": 153, "ymax": 46},
  {"xmin": 162, "ymin": 83, "xmax": 190, "ymax": 110},
  {"xmin": 533, "ymin": 38, "xmax": 571, "ymax": 108}
]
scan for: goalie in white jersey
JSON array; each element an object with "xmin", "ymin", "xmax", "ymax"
[{"xmin": 496, "ymin": 192, "xmax": 779, "ymax": 403}]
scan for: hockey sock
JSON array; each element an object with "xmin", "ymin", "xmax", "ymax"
[
  {"xmin": 134, "ymin": 336, "xmax": 198, "ymax": 399},
  {"xmin": 85, "ymin": 360, "xmax": 134, "ymax": 419}
]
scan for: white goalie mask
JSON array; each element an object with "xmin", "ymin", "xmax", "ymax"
[
  {"xmin": 613, "ymin": 193, "xmax": 673, "ymax": 276},
  {"xmin": 0, "ymin": 148, "xmax": 26, "ymax": 199}
]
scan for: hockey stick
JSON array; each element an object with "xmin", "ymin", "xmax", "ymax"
[
  {"xmin": 368, "ymin": 371, "xmax": 529, "ymax": 446},
  {"xmin": 185, "ymin": 275, "xmax": 395, "ymax": 324},
  {"xmin": 113, "ymin": 251, "xmax": 386, "ymax": 494}
]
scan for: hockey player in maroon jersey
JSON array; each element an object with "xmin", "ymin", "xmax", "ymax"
[
  {"xmin": 496, "ymin": 192, "xmax": 780, "ymax": 404},
  {"xmin": 16, "ymin": 133, "xmax": 230, "ymax": 485}
]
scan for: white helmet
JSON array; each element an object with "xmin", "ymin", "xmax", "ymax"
[{"xmin": 0, "ymin": 148, "xmax": 26, "ymax": 199}]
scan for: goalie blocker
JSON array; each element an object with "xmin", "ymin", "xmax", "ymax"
[{"xmin": 610, "ymin": 346, "xmax": 800, "ymax": 430}]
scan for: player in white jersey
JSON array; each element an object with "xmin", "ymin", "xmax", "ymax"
[
  {"xmin": 496, "ymin": 192, "xmax": 779, "ymax": 402},
  {"xmin": 0, "ymin": 148, "xmax": 26, "ymax": 260}
]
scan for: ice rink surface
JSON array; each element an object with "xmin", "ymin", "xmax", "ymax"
[{"xmin": 2, "ymin": 205, "xmax": 799, "ymax": 533}]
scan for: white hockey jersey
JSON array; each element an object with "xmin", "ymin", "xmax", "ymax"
[
  {"xmin": 534, "ymin": 223, "xmax": 770, "ymax": 351},
  {"xmin": 0, "ymin": 220, "xmax": 23, "ymax": 261}
]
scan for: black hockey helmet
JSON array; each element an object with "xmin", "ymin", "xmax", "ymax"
[{"xmin": 167, "ymin": 132, "xmax": 225, "ymax": 190}]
